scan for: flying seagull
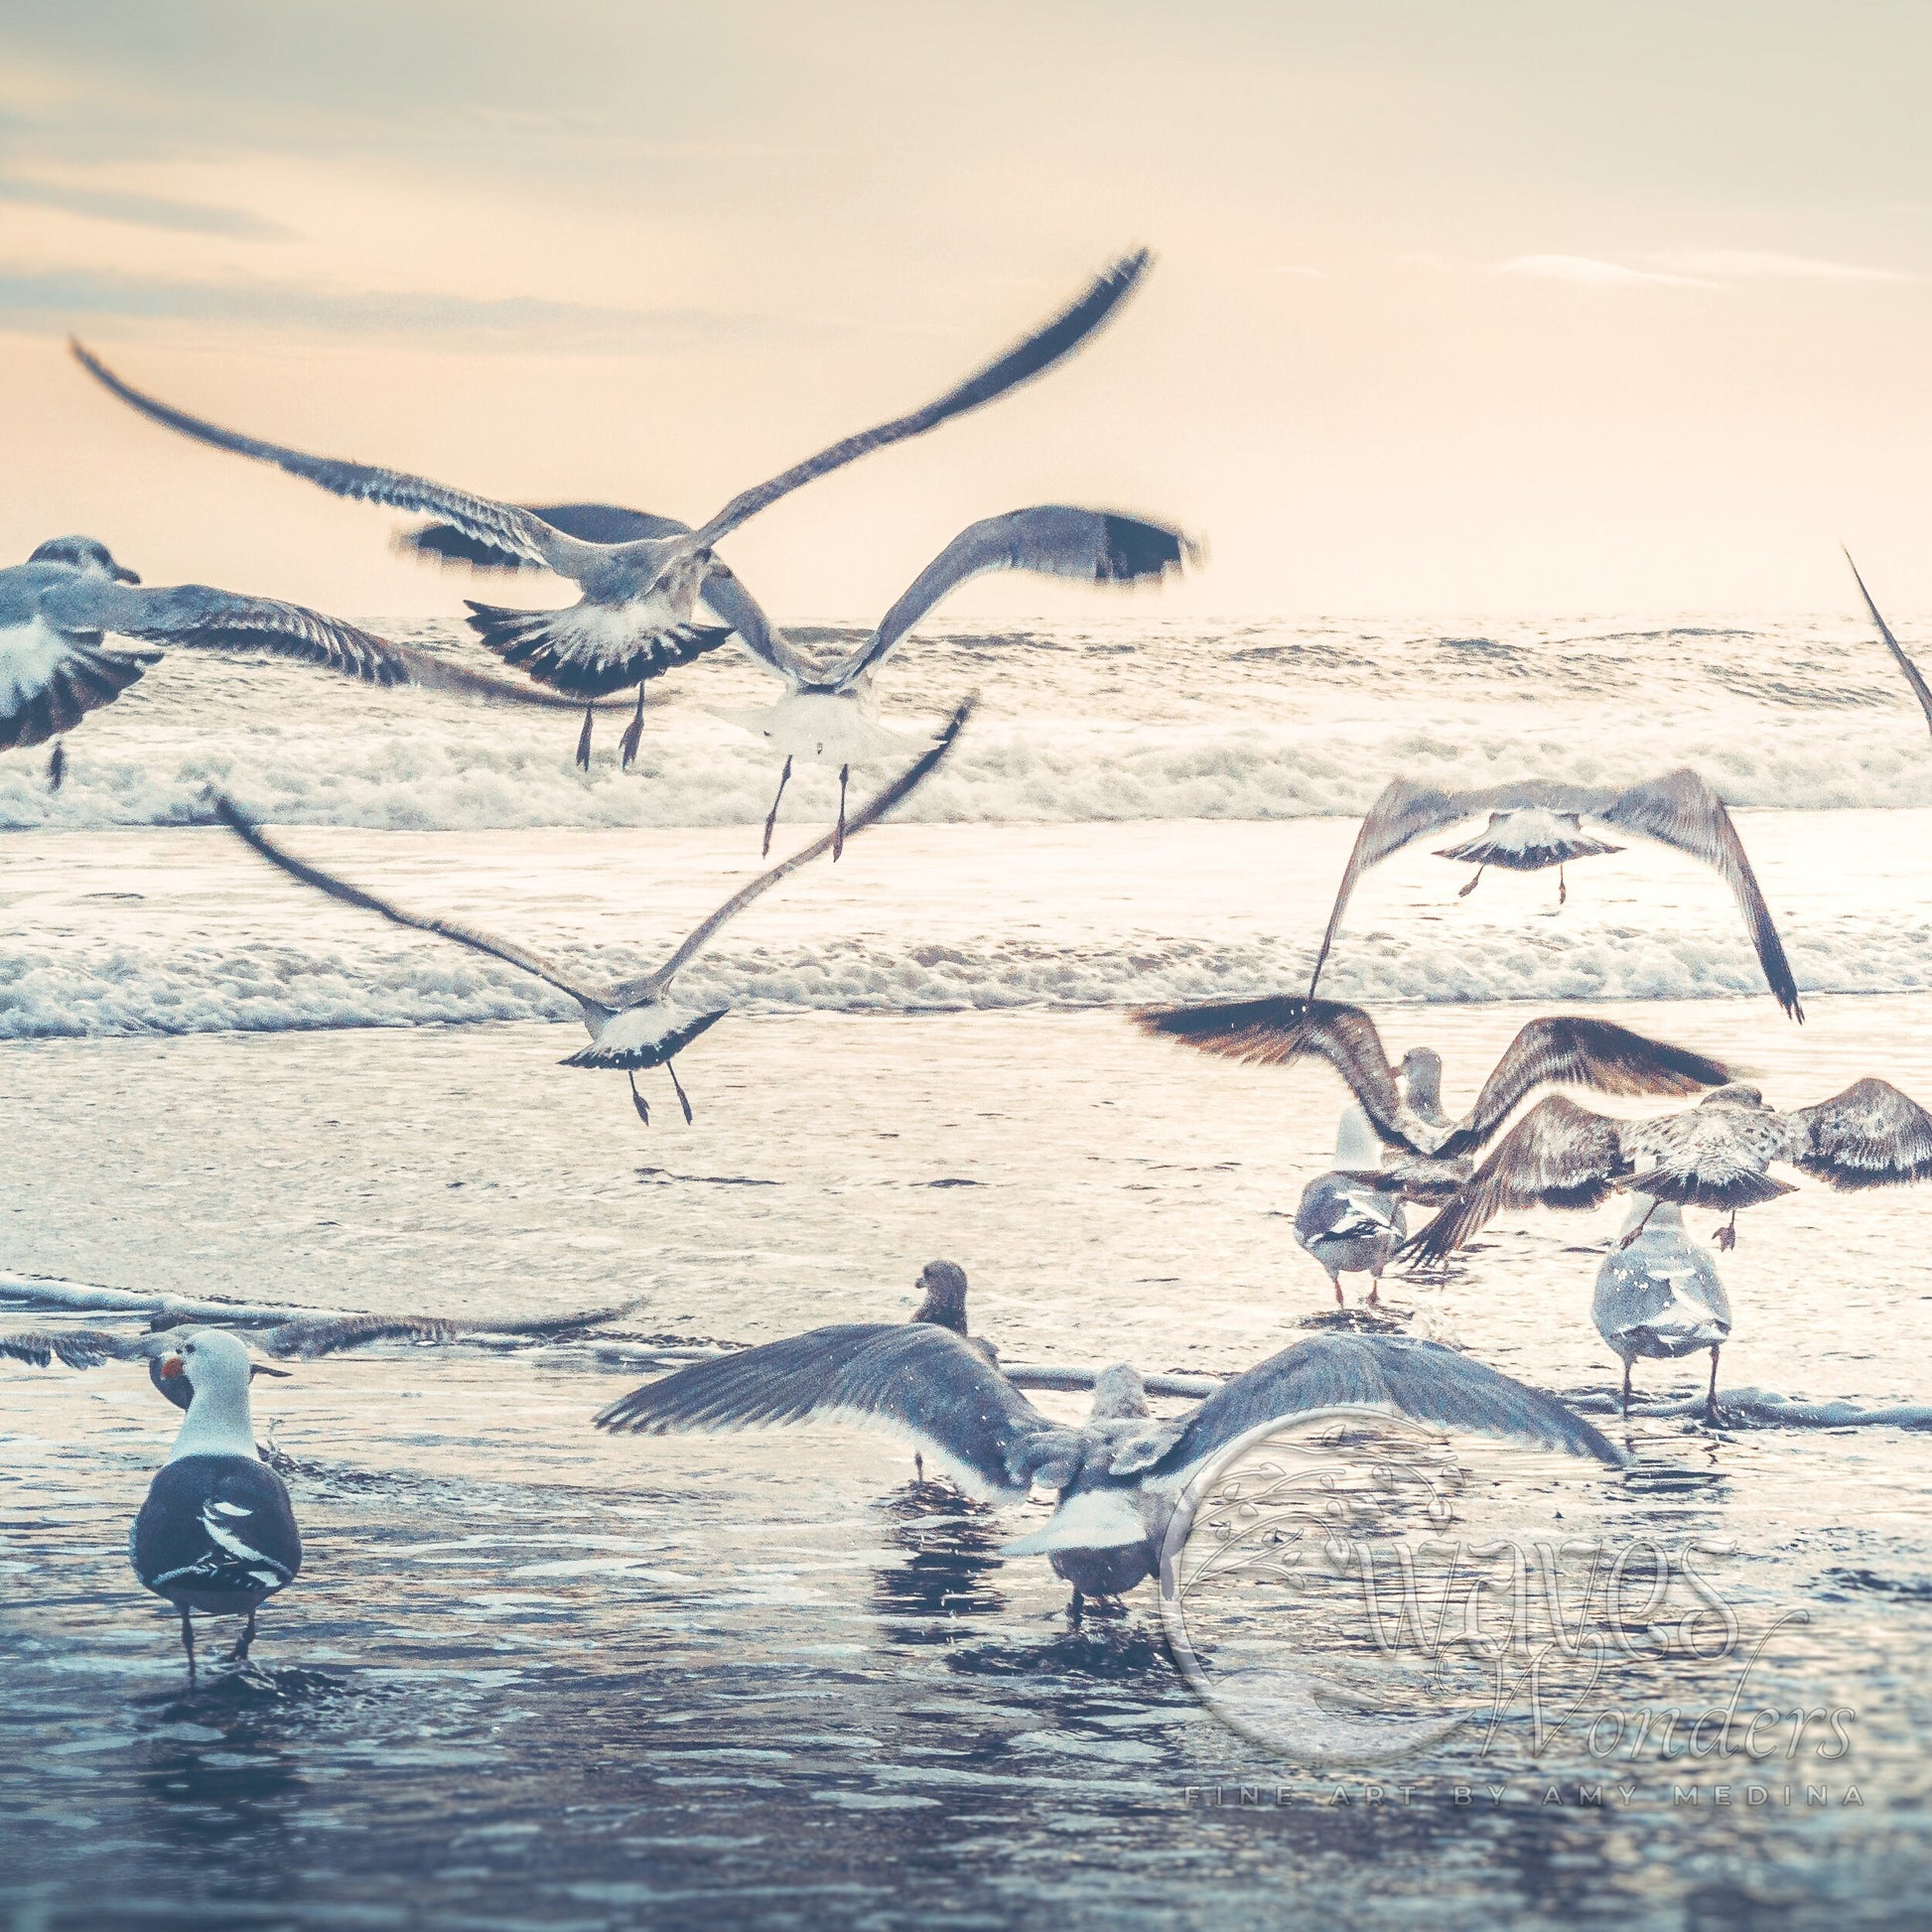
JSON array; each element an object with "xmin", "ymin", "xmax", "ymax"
[
  {"xmin": 1305, "ymin": 770, "xmax": 1804, "ymax": 1021},
  {"xmin": 1843, "ymin": 547, "xmax": 1932, "ymax": 741},
  {"xmin": 1134, "ymin": 997, "xmax": 1734, "ymax": 1162},
  {"xmin": 1402, "ymin": 1076, "xmax": 1932, "ymax": 1261},
  {"xmin": 0, "ymin": 534, "xmax": 606, "ymax": 789},
  {"xmin": 597, "ymin": 1326, "xmax": 1621, "ymax": 1621},
  {"xmin": 129, "ymin": 1329, "xmax": 302, "ymax": 1678},
  {"xmin": 212, "ymin": 701, "xmax": 970, "ymax": 1124},
  {"xmin": 1592, "ymin": 1196, "xmax": 1731, "ymax": 1421},
  {"xmin": 71, "ymin": 250, "xmax": 1151, "ymax": 769}
]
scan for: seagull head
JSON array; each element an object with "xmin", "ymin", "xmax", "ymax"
[
  {"xmin": 1396, "ymin": 1046, "xmax": 1445, "ymax": 1115},
  {"xmin": 1700, "ymin": 1082, "xmax": 1765, "ymax": 1110},
  {"xmin": 159, "ymin": 1328, "xmax": 257, "ymax": 1404},
  {"xmin": 29, "ymin": 535, "xmax": 139, "ymax": 583},
  {"xmin": 1088, "ymin": 1363, "xmax": 1152, "ymax": 1422},
  {"xmin": 643, "ymin": 541, "xmax": 718, "ymax": 606},
  {"xmin": 911, "ymin": 1259, "xmax": 971, "ymax": 1333}
]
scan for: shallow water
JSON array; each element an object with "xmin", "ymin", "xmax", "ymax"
[{"xmin": 4, "ymin": 999, "xmax": 1932, "ymax": 1928}]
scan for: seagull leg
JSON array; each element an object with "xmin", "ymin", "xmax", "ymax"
[
  {"xmin": 666, "ymin": 1057, "xmax": 695, "ymax": 1126},
  {"xmin": 1366, "ymin": 1262, "xmax": 1382, "ymax": 1309},
  {"xmin": 1705, "ymin": 1343, "xmax": 1723, "ymax": 1424},
  {"xmin": 1068, "ymin": 1589, "xmax": 1085, "ymax": 1629},
  {"xmin": 1330, "ymin": 1269, "xmax": 1345, "ymax": 1309},
  {"xmin": 1618, "ymin": 1198, "xmax": 1660, "ymax": 1249},
  {"xmin": 47, "ymin": 742, "xmax": 65, "ymax": 791},
  {"xmin": 1558, "ymin": 865, "xmax": 1568, "ymax": 907},
  {"xmin": 619, "ymin": 685, "xmax": 646, "ymax": 768},
  {"xmin": 1456, "ymin": 867, "xmax": 1485, "ymax": 898},
  {"xmin": 914, "ymin": 1451, "xmax": 925, "ymax": 1482},
  {"xmin": 1620, "ymin": 1361, "xmax": 1632, "ymax": 1419},
  {"xmin": 627, "ymin": 1071, "xmax": 650, "ymax": 1125},
  {"xmin": 1715, "ymin": 1210, "xmax": 1737, "ymax": 1253},
  {"xmin": 833, "ymin": 764, "xmax": 850, "ymax": 861},
  {"xmin": 760, "ymin": 757, "xmax": 792, "ymax": 858},
  {"xmin": 576, "ymin": 703, "xmax": 595, "ymax": 772},
  {"xmin": 230, "ymin": 1605, "xmax": 258, "ymax": 1664},
  {"xmin": 180, "ymin": 1609, "xmax": 197, "ymax": 1684}
]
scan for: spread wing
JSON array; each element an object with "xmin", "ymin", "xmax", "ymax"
[
  {"xmin": 811, "ymin": 506, "xmax": 1193, "ymax": 692},
  {"xmin": 1844, "ymin": 547, "xmax": 1932, "ymax": 738},
  {"xmin": 0, "ymin": 1326, "xmax": 153, "ymax": 1368},
  {"xmin": 594, "ymin": 1321, "xmax": 1063, "ymax": 1499},
  {"xmin": 1402, "ymin": 1096, "xmax": 1628, "ymax": 1262},
  {"xmin": 1151, "ymin": 1332, "xmax": 1623, "ymax": 1481},
  {"xmin": 1782, "ymin": 1077, "xmax": 1932, "ymax": 1190},
  {"xmin": 212, "ymin": 794, "xmax": 605, "ymax": 1007},
  {"xmin": 621, "ymin": 698, "xmax": 971, "ymax": 999},
  {"xmin": 688, "ymin": 252, "xmax": 1152, "ymax": 546},
  {"xmin": 399, "ymin": 502, "xmax": 693, "ymax": 571},
  {"xmin": 1592, "ymin": 770, "xmax": 1802, "ymax": 1022},
  {"xmin": 1309, "ymin": 781, "xmax": 1479, "ymax": 997},
  {"xmin": 1132, "ymin": 997, "xmax": 1416, "ymax": 1148},
  {"xmin": 70, "ymin": 339, "xmax": 581, "ymax": 576},
  {"xmin": 0, "ymin": 625, "xmax": 155, "ymax": 750},
  {"xmin": 1437, "ymin": 1018, "xmax": 1734, "ymax": 1160}
]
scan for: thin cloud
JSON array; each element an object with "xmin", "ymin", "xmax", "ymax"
[
  {"xmin": 0, "ymin": 173, "xmax": 292, "ymax": 239},
  {"xmin": 1659, "ymin": 248, "xmax": 1918, "ymax": 284},
  {"xmin": 1495, "ymin": 254, "xmax": 1715, "ymax": 289}
]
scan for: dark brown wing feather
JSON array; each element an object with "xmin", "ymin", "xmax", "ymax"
[{"xmin": 1784, "ymin": 1077, "xmax": 1932, "ymax": 1190}]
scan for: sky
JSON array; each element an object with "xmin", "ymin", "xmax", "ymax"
[{"xmin": 1, "ymin": 0, "xmax": 1929, "ymax": 621}]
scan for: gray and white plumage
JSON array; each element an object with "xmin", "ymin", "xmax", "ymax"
[
  {"xmin": 70, "ymin": 252, "xmax": 1151, "ymax": 744},
  {"xmin": 1404, "ymin": 1076, "xmax": 1932, "ymax": 1262},
  {"xmin": 0, "ymin": 535, "xmax": 591, "ymax": 766},
  {"xmin": 1593, "ymin": 1197, "xmax": 1731, "ymax": 1415},
  {"xmin": 1308, "ymin": 770, "xmax": 1803, "ymax": 1021},
  {"xmin": 598, "ymin": 1326, "xmax": 1621, "ymax": 1605},
  {"xmin": 1844, "ymin": 547, "xmax": 1932, "ymax": 740},
  {"xmin": 211, "ymin": 702, "xmax": 969, "ymax": 1122},
  {"xmin": 1292, "ymin": 1106, "xmax": 1408, "ymax": 1305},
  {"xmin": 1133, "ymin": 996, "xmax": 1733, "ymax": 1160}
]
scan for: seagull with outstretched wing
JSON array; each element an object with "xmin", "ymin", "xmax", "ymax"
[
  {"xmin": 1306, "ymin": 770, "xmax": 1803, "ymax": 1021},
  {"xmin": 1844, "ymin": 547, "xmax": 1932, "ymax": 740},
  {"xmin": 598, "ymin": 1324, "xmax": 1621, "ymax": 1621},
  {"xmin": 0, "ymin": 534, "xmax": 613, "ymax": 790},
  {"xmin": 72, "ymin": 250, "xmax": 1151, "ymax": 770},
  {"xmin": 213, "ymin": 702, "xmax": 971, "ymax": 1125},
  {"xmin": 1402, "ymin": 1075, "xmax": 1932, "ymax": 1262}
]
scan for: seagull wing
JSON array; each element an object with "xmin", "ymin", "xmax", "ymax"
[
  {"xmin": 1131, "ymin": 997, "xmax": 1417, "ymax": 1149},
  {"xmin": 1401, "ymin": 1096, "xmax": 1628, "ymax": 1262},
  {"xmin": 1308, "ymin": 780, "xmax": 1476, "ymax": 998},
  {"xmin": 0, "ymin": 1326, "xmax": 152, "ymax": 1368},
  {"xmin": 70, "ymin": 340, "xmax": 581, "ymax": 576},
  {"xmin": 1591, "ymin": 769, "xmax": 1803, "ymax": 1022},
  {"xmin": 811, "ymin": 506, "xmax": 1194, "ymax": 693},
  {"xmin": 698, "ymin": 565, "xmax": 818, "ymax": 683},
  {"xmin": 0, "ymin": 620, "xmax": 155, "ymax": 750},
  {"xmin": 617, "ymin": 698, "xmax": 971, "ymax": 1000},
  {"xmin": 687, "ymin": 252, "xmax": 1152, "ymax": 546},
  {"xmin": 1844, "ymin": 547, "xmax": 1932, "ymax": 738},
  {"xmin": 1782, "ymin": 1077, "xmax": 1932, "ymax": 1190},
  {"xmin": 1149, "ymin": 1332, "xmax": 1623, "ymax": 1483},
  {"xmin": 398, "ymin": 502, "xmax": 693, "ymax": 572},
  {"xmin": 594, "ymin": 1321, "xmax": 1062, "ymax": 1500},
  {"xmin": 1437, "ymin": 1017, "xmax": 1734, "ymax": 1160},
  {"xmin": 212, "ymin": 794, "xmax": 607, "ymax": 1008},
  {"xmin": 256, "ymin": 1313, "xmax": 462, "ymax": 1359}
]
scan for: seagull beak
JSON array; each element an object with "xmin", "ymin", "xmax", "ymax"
[
  {"xmin": 249, "ymin": 1364, "xmax": 292, "ymax": 1380},
  {"xmin": 114, "ymin": 565, "xmax": 141, "ymax": 584},
  {"xmin": 158, "ymin": 1353, "xmax": 185, "ymax": 1380}
]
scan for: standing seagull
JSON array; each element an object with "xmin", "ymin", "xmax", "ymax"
[
  {"xmin": 597, "ymin": 1326, "xmax": 1621, "ymax": 1621},
  {"xmin": 129, "ymin": 1330, "xmax": 301, "ymax": 1679},
  {"xmin": 1293, "ymin": 1105, "xmax": 1409, "ymax": 1307},
  {"xmin": 212, "ymin": 702, "xmax": 970, "ymax": 1124},
  {"xmin": 71, "ymin": 251, "xmax": 1151, "ymax": 769},
  {"xmin": 1592, "ymin": 1196, "xmax": 1732, "ymax": 1421},
  {"xmin": 719, "ymin": 504, "xmax": 1194, "ymax": 855},
  {"xmin": 0, "ymin": 535, "xmax": 598, "ymax": 788},
  {"xmin": 1305, "ymin": 771, "xmax": 1803, "ymax": 1020},
  {"xmin": 1402, "ymin": 1077, "xmax": 1932, "ymax": 1261},
  {"xmin": 1843, "ymin": 548, "xmax": 1932, "ymax": 741}
]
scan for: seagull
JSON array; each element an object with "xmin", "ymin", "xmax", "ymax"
[
  {"xmin": 597, "ymin": 1326, "xmax": 1622, "ymax": 1621},
  {"xmin": 1843, "ymin": 548, "xmax": 1932, "ymax": 742},
  {"xmin": 1134, "ymin": 996, "xmax": 1734, "ymax": 1160},
  {"xmin": 212, "ymin": 702, "xmax": 970, "ymax": 1124},
  {"xmin": 71, "ymin": 251, "xmax": 1151, "ymax": 770},
  {"xmin": 1293, "ymin": 1105, "xmax": 1409, "ymax": 1307},
  {"xmin": 1592, "ymin": 1196, "xmax": 1731, "ymax": 1421},
  {"xmin": 129, "ymin": 1330, "xmax": 302, "ymax": 1678},
  {"xmin": 1305, "ymin": 770, "xmax": 1804, "ymax": 1021},
  {"xmin": 0, "ymin": 535, "xmax": 606, "ymax": 789},
  {"xmin": 1402, "ymin": 1076, "xmax": 1932, "ymax": 1262}
]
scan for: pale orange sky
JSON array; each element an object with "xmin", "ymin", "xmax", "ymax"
[{"xmin": 2, "ymin": 1, "xmax": 1930, "ymax": 622}]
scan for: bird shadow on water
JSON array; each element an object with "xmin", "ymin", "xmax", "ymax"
[
  {"xmin": 943, "ymin": 1614, "xmax": 1176, "ymax": 1682},
  {"xmin": 871, "ymin": 1480, "xmax": 1008, "ymax": 1637}
]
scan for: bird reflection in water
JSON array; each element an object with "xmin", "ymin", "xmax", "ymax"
[{"xmin": 871, "ymin": 1481, "xmax": 1008, "ymax": 1639}]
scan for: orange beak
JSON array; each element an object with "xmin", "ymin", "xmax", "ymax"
[{"xmin": 158, "ymin": 1354, "xmax": 185, "ymax": 1380}]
